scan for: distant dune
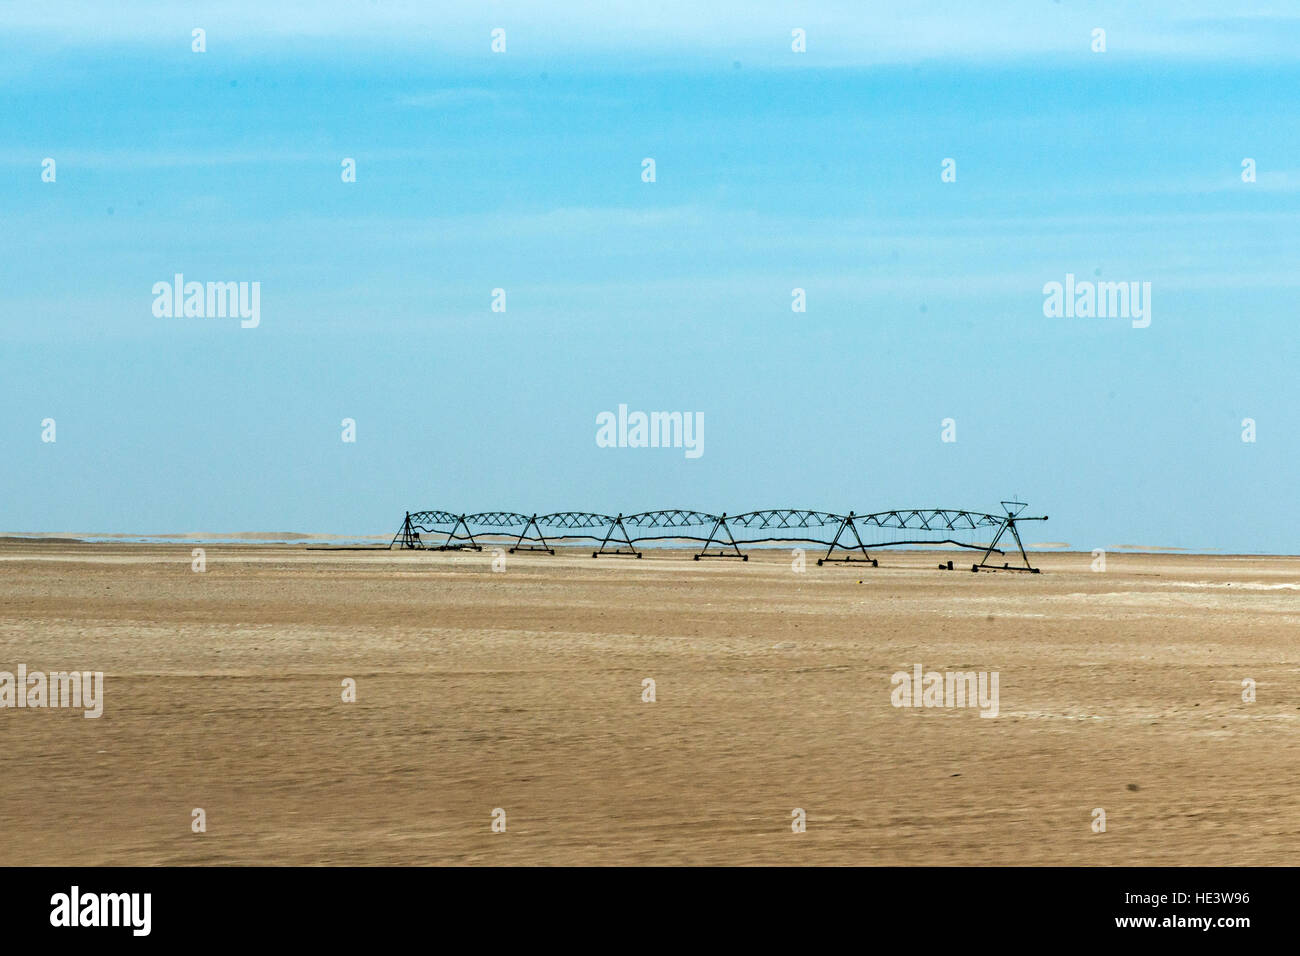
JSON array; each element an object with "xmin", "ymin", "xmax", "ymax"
[
  {"xmin": 0, "ymin": 531, "xmax": 390, "ymax": 544},
  {"xmin": 1108, "ymin": 544, "xmax": 1204, "ymax": 553}
]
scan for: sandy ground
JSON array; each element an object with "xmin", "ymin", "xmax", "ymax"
[{"xmin": 0, "ymin": 541, "xmax": 1296, "ymax": 866}]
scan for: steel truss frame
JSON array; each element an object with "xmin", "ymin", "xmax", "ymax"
[{"xmin": 389, "ymin": 503, "xmax": 1050, "ymax": 571}]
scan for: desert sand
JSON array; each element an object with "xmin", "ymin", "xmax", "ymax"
[{"xmin": 0, "ymin": 541, "xmax": 1296, "ymax": 865}]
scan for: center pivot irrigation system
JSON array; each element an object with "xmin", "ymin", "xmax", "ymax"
[{"xmin": 390, "ymin": 502, "xmax": 1049, "ymax": 572}]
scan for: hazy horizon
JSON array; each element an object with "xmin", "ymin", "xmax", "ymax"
[{"xmin": 0, "ymin": 529, "xmax": 1285, "ymax": 557}]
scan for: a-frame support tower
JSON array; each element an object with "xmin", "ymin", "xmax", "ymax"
[
  {"xmin": 510, "ymin": 514, "xmax": 555, "ymax": 554},
  {"xmin": 972, "ymin": 502, "xmax": 1047, "ymax": 573},
  {"xmin": 391, "ymin": 512, "xmax": 424, "ymax": 550},
  {"xmin": 694, "ymin": 513, "xmax": 747, "ymax": 560},
  {"xmin": 434, "ymin": 514, "xmax": 482, "ymax": 552},
  {"xmin": 817, "ymin": 511, "xmax": 878, "ymax": 566},
  {"xmin": 593, "ymin": 514, "xmax": 641, "ymax": 558}
]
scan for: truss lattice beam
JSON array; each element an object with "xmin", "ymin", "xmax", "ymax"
[{"xmin": 390, "ymin": 505, "xmax": 1049, "ymax": 571}]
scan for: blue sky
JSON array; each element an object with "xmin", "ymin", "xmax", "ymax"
[{"xmin": 2, "ymin": 3, "xmax": 1299, "ymax": 551}]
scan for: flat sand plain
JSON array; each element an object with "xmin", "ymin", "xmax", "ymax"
[{"xmin": 0, "ymin": 541, "xmax": 1297, "ymax": 865}]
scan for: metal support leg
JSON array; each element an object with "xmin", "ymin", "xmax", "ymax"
[
  {"xmin": 695, "ymin": 513, "xmax": 747, "ymax": 561},
  {"xmin": 510, "ymin": 514, "xmax": 555, "ymax": 554},
  {"xmin": 594, "ymin": 515, "xmax": 641, "ymax": 557},
  {"xmin": 817, "ymin": 512, "xmax": 877, "ymax": 566}
]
